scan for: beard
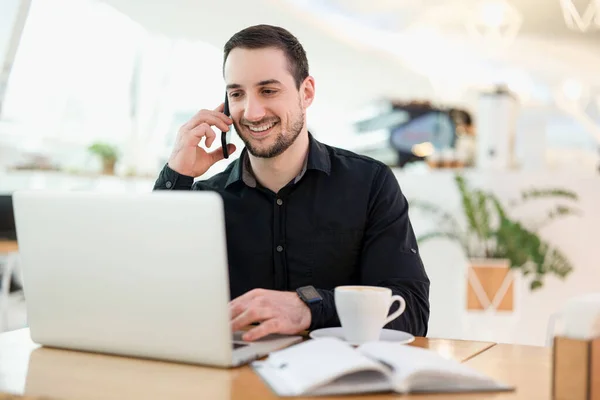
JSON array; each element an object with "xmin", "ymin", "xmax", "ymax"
[{"xmin": 233, "ymin": 101, "xmax": 305, "ymax": 159}]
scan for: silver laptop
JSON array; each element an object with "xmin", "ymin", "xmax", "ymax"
[{"xmin": 12, "ymin": 190, "xmax": 302, "ymax": 367}]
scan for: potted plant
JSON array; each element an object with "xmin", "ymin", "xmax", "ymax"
[
  {"xmin": 88, "ymin": 142, "xmax": 119, "ymax": 175},
  {"xmin": 410, "ymin": 174, "xmax": 580, "ymax": 311}
]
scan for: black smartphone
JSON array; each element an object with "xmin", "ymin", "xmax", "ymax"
[{"xmin": 221, "ymin": 93, "xmax": 231, "ymax": 159}]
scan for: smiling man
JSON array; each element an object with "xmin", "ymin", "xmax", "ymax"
[{"xmin": 153, "ymin": 25, "xmax": 430, "ymax": 341}]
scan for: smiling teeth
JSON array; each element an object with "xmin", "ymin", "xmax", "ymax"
[{"xmin": 248, "ymin": 122, "xmax": 276, "ymax": 132}]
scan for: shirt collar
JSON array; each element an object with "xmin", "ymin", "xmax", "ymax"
[{"xmin": 224, "ymin": 132, "xmax": 331, "ymax": 189}]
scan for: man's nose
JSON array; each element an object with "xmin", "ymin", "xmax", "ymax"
[{"xmin": 243, "ymin": 96, "xmax": 267, "ymax": 123}]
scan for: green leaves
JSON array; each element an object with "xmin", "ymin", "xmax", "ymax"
[
  {"xmin": 519, "ymin": 188, "xmax": 578, "ymax": 202},
  {"xmin": 535, "ymin": 204, "xmax": 582, "ymax": 230},
  {"xmin": 416, "ymin": 231, "xmax": 469, "ymax": 255},
  {"xmin": 410, "ymin": 199, "xmax": 470, "ymax": 256},
  {"xmin": 413, "ymin": 174, "xmax": 579, "ymax": 290},
  {"xmin": 530, "ymin": 280, "xmax": 543, "ymax": 290},
  {"xmin": 88, "ymin": 142, "xmax": 119, "ymax": 161}
]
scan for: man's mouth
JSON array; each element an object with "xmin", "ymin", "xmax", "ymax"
[{"xmin": 245, "ymin": 121, "xmax": 279, "ymax": 137}]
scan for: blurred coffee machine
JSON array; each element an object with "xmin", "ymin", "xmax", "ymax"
[
  {"xmin": 475, "ymin": 85, "xmax": 519, "ymax": 170},
  {"xmin": 354, "ymin": 100, "xmax": 475, "ymax": 168}
]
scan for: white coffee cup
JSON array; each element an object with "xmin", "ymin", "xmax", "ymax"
[{"xmin": 334, "ymin": 285, "xmax": 406, "ymax": 345}]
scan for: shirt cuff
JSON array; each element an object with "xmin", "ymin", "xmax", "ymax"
[
  {"xmin": 153, "ymin": 164, "xmax": 194, "ymax": 190},
  {"xmin": 308, "ymin": 288, "xmax": 340, "ymax": 331}
]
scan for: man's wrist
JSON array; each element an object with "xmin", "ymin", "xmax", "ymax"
[
  {"xmin": 166, "ymin": 161, "xmax": 194, "ymax": 179},
  {"xmin": 154, "ymin": 163, "xmax": 193, "ymax": 190},
  {"xmin": 299, "ymin": 301, "xmax": 312, "ymax": 331},
  {"xmin": 296, "ymin": 286, "xmax": 323, "ymax": 331}
]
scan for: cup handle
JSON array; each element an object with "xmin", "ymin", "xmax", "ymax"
[{"xmin": 384, "ymin": 295, "xmax": 406, "ymax": 325}]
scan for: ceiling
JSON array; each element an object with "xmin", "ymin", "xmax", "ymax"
[
  {"xmin": 97, "ymin": 0, "xmax": 600, "ymax": 85},
  {"xmin": 98, "ymin": 0, "xmax": 600, "ymax": 44},
  {"xmin": 96, "ymin": 0, "xmax": 600, "ymax": 127},
  {"xmin": 96, "ymin": 0, "xmax": 436, "ymax": 107},
  {"xmin": 322, "ymin": 0, "xmax": 600, "ymax": 41}
]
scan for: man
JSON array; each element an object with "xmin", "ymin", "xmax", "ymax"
[{"xmin": 153, "ymin": 24, "xmax": 430, "ymax": 341}]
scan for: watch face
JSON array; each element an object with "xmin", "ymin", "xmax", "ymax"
[
  {"xmin": 302, "ymin": 286, "xmax": 320, "ymax": 300},
  {"xmin": 299, "ymin": 286, "xmax": 322, "ymax": 303}
]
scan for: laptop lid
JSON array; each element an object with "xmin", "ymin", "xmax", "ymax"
[{"xmin": 13, "ymin": 190, "xmax": 235, "ymax": 366}]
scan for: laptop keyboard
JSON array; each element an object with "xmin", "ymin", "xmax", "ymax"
[{"xmin": 232, "ymin": 331, "xmax": 251, "ymax": 349}]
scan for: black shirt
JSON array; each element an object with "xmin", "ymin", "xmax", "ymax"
[{"xmin": 153, "ymin": 134, "xmax": 430, "ymax": 336}]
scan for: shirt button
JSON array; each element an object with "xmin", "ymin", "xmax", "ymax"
[
  {"xmin": 165, "ymin": 181, "xmax": 173, "ymax": 189},
  {"xmin": 276, "ymin": 245, "xmax": 284, "ymax": 252},
  {"xmin": 276, "ymin": 198, "xmax": 283, "ymax": 206}
]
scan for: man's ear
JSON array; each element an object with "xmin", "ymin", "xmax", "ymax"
[{"xmin": 301, "ymin": 76, "xmax": 315, "ymax": 108}]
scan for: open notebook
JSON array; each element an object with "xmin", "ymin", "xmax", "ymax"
[{"xmin": 252, "ymin": 337, "xmax": 513, "ymax": 396}]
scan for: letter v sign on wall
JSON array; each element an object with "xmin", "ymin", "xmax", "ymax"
[
  {"xmin": 559, "ymin": 0, "xmax": 600, "ymax": 32},
  {"xmin": 466, "ymin": 259, "xmax": 515, "ymax": 313}
]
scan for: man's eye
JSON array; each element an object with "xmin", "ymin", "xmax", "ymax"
[
  {"xmin": 263, "ymin": 90, "xmax": 277, "ymax": 95},
  {"xmin": 230, "ymin": 92, "xmax": 242, "ymax": 98}
]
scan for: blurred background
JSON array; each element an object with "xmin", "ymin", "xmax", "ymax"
[{"xmin": 1, "ymin": 0, "xmax": 599, "ymax": 345}]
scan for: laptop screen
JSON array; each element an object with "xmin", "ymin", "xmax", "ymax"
[{"xmin": 0, "ymin": 194, "xmax": 17, "ymax": 240}]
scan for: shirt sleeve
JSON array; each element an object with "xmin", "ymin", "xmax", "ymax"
[
  {"xmin": 309, "ymin": 164, "xmax": 430, "ymax": 336},
  {"xmin": 153, "ymin": 164, "xmax": 194, "ymax": 191}
]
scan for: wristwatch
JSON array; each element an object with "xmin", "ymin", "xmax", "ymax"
[{"xmin": 296, "ymin": 285, "xmax": 323, "ymax": 305}]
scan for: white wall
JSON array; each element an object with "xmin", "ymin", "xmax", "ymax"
[
  {"xmin": 0, "ymin": 0, "xmax": 21, "ymax": 61},
  {"xmin": 0, "ymin": 0, "xmax": 30, "ymax": 114}
]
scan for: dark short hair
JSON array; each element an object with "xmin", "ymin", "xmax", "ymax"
[{"xmin": 223, "ymin": 24, "xmax": 309, "ymax": 89}]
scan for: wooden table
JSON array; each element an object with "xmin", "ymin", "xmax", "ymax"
[
  {"xmin": 0, "ymin": 241, "xmax": 18, "ymax": 254},
  {"xmin": 0, "ymin": 328, "xmax": 551, "ymax": 399},
  {"xmin": 462, "ymin": 343, "xmax": 552, "ymax": 399}
]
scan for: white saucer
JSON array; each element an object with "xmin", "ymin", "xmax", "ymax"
[{"xmin": 309, "ymin": 327, "xmax": 415, "ymax": 345}]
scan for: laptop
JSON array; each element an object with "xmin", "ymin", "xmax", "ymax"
[{"xmin": 12, "ymin": 190, "xmax": 302, "ymax": 367}]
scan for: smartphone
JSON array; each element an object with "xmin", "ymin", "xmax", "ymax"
[{"xmin": 221, "ymin": 93, "xmax": 231, "ymax": 159}]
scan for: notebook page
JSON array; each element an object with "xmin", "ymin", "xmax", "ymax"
[
  {"xmin": 407, "ymin": 371, "xmax": 513, "ymax": 393},
  {"xmin": 253, "ymin": 338, "xmax": 390, "ymax": 396},
  {"xmin": 357, "ymin": 342, "xmax": 510, "ymax": 393},
  {"xmin": 310, "ymin": 370, "xmax": 393, "ymax": 396}
]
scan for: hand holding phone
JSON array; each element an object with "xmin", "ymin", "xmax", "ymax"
[{"xmin": 167, "ymin": 102, "xmax": 236, "ymax": 178}]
